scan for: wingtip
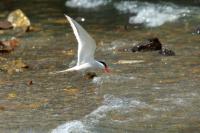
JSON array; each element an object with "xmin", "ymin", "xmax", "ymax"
[{"xmin": 64, "ymin": 14, "xmax": 70, "ymax": 19}]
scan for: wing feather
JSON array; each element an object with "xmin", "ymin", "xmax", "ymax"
[{"xmin": 64, "ymin": 14, "xmax": 96, "ymax": 66}]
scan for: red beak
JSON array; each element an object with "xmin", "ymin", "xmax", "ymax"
[{"xmin": 104, "ymin": 67, "xmax": 111, "ymax": 73}]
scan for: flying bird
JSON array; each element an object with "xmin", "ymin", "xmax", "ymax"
[{"xmin": 54, "ymin": 14, "xmax": 110, "ymax": 74}]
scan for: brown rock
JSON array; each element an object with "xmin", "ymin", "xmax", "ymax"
[
  {"xmin": 1, "ymin": 59, "xmax": 29, "ymax": 74},
  {"xmin": 0, "ymin": 20, "xmax": 13, "ymax": 29},
  {"xmin": 0, "ymin": 37, "xmax": 20, "ymax": 53},
  {"xmin": 28, "ymin": 80, "xmax": 33, "ymax": 85},
  {"xmin": 0, "ymin": 106, "xmax": 5, "ymax": 111}
]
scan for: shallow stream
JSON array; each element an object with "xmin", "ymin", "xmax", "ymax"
[{"xmin": 0, "ymin": 0, "xmax": 200, "ymax": 133}]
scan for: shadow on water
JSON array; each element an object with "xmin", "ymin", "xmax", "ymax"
[{"xmin": 0, "ymin": 0, "xmax": 200, "ymax": 133}]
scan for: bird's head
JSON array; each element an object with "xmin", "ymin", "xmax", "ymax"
[{"xmin": 98, "ymin": 61, "xmax": 110, "ymax": 73}]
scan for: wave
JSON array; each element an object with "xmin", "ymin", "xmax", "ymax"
[
  {"xmin": 114, "ymin": 1, "xmax": 190, "ymax": 27},
  {"xmin": 65, "ymin": 0, "xmax": 111, "ymax": 9},
  {"xmin": 51, "ymin": 94, "xmax": 147, "ymax": 133}
]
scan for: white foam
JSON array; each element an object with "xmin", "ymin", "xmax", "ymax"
[
  {"xmin": 66, "ymin": 0, "xmax": 111, "ymax": 9},
  {"xmin": 51, "ymin": 120, "xmax": 89, "ymax": 133},
  {"xmin": 85, "ymin": 94, "xmax": 147, "ymax": 125},
  {"xmin": 115, "ymin": 1, "xmax": 190, "ymax": 27},
  {"xmin": 52, "ymin": 94, "xmax": 146, "ymax": 132},
  {"xmin": 92, "ymin": 74, "xmax": 135, "ymax": 85}
]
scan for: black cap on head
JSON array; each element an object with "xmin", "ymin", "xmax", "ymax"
[{"xmin": 98, "ymin": 61, "xmax": 107, "ymax": 68}]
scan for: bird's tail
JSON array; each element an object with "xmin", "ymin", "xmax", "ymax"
[
  {"xmin": 49, "ymin": 69, "xmax": 70, "ymax": 75},
  {"xmin": 49, "ymin": 68, "xmax": 76, "ymax": 75}
]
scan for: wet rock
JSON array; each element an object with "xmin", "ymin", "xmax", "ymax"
[
  {"xmin": 28, "ymin": 80, "xmax": 33, "ymax": 85},
  {"xmin": 0, "ymin": 37, "xmax": 20, "ymax": 53},
  {"xmin": 1, "ymin": 59, "xmax": 29, "ymax": 74},
  {"xmin": 193, "ymin": 26, "xmax": 200, "ymax": 35},
  {"xmin": 84, "ymin": 72, "xmax": 97, "ymax": 79},
  {"xmin": 130, "ymin": 37, "xmax": 175, "ymax": 56},
  {"xmin": 7, "ymin": 9, "xmax": 31, "ymax": 31},
  {"xmin": 159, "ymin": 48, "xmax": 175, "ymax": 56},
  {"xmin": 0, "ymin": 20, "xmax": 13, "ymax": 29},
  {"xmin": 0, "ymin": 106, "xmax": 5, "ymax": 111},
  {"xmin": 131, "ymin": 37, "xmax": 162, "ymax": 52},
  {"xmin": 7, "ymin": 92, "xmax": 17, "ymax": 100}
]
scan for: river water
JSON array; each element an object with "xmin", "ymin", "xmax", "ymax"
[{"xmin": 0, "ymin": 0, "xmax": 200, "ymax": 133}]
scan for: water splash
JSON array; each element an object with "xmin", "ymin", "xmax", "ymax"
[
  {"xmin": 66, "ymin": 0, "xmax": 111, "ymax": 9},
  {"xmin": 115, "ymin": 1, "xmax": 190, "ymax": 27},
  {"xmin": 51, "ymin": 94, "xmax": 146, "ymax": 133},
  {"xmin": 92, "ymin": 74, "xmax": 135, "ymax": 85},
  {"xmin": 52, "ymin": 120, "xmax": 88, "ymax": 133}
]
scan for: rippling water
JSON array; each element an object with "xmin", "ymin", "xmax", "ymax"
[{"xmin": 0, "ymin": 0, "xmax": 200, "ymax": 133}]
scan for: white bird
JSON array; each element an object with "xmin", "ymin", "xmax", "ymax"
[{"xmin": 54, "ymin": 14, "xmax": 110, "ymax": 74}]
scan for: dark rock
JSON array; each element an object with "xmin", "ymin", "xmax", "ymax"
[
  {"xmin": 84, "ymin": 72, "xmax": 97, "ymax": 79},
  {"xmin": 159, "ymin": 48, "xmax": 175, "ymax": 56},
  {"xmin": 131, "ymin": 37, "xmax": 162, "ymax": 52},
  {"xmin": 0, "ymin": 106, "xmax": 5, "ymax": 111},
  {"xmin": 193, "ymin": 26, "xmax": 200, "ymax": 35},
  {"xmin": 28, "ymin": 80, "xmax": 33, "ymax": 85},
  {"xmin": 0, "ymin": 20, "xmax": 13, "ymax": 29}
]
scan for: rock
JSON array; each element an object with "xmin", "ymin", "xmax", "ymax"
[
  {"xmin": 7, "ymin": 92, "xmax": 17, "ymax": 99},
  {"xmin": 84, "ymin": 72, "xmax": 97, "ymax": 79},
  {"xmin": 131, "ymin": 37, "xmax": 175, "ymax": 56},
  {"xmin": 7, "ymin": 9, "xmax": 31, "ymax": 31},
  {"xmin": 159, "ymin": 48, "xmax": 175, "ymax": 56},
  {"xmin": 28, "ymin": 80, "xmax": 33, "ymax": 85},
  {"xmin": 0, "ymin": 106, "xmax": 5, "ymax": 111},
  {"xmin": 0, "ymin": 37, "xmax": 20, "ymax": 53},
  {"xmin": 131, "ymin": 37, "xmax": 162, "ymax": 52},
  {"xmin": 1, "ymin": 59, "xmax": 29, "ymax": 74},
  {"xmin": 193, "ymin": 26, "xmax": 200, "ymax": 35},
  {"xmin": 0, "ymin": 20, "xmax": 13, "ymax": 29}
]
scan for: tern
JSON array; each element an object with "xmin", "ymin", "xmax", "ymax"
[{"xmin": 54, "ymin": 14, "xmax": 110, "ymax": 74}]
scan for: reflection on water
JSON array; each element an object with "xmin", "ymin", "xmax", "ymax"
[{"xmin": 0, "ymin": 0, "xmax": 200, "ymax": 133}]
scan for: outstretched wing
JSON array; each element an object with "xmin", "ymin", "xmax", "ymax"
[{"xmin": 64, "ymin": 14, "xmax": 96, "ymax": 66}]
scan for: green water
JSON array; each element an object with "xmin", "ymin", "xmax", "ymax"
[{"xmin": 0, "ymin": 0, "xmax": 200, "ymax": 133}]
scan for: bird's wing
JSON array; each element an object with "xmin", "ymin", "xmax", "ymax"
[{"xmin": 64, "ymin": 14, "xmax": 96, "ymax": 66}]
